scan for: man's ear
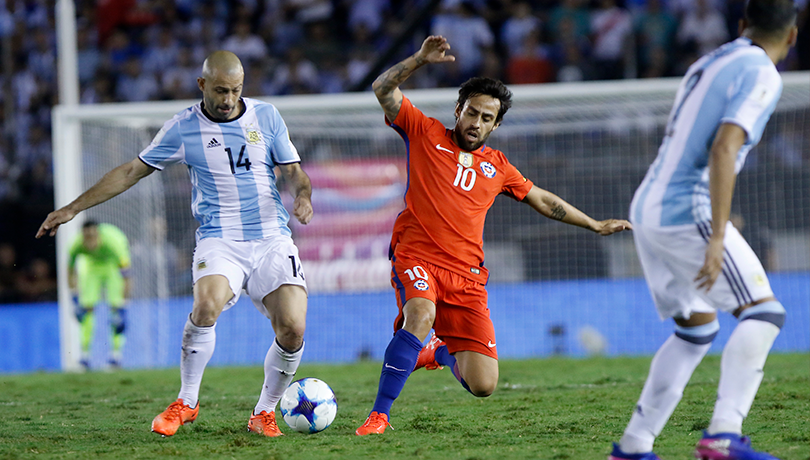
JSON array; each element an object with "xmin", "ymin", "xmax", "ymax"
[
  {"xmin": 197, "ymin": 77, "xmax": 205, "ymax": 92},
  {"xmin": 738, "ymin": 18, "xmax": 748, "ymax": 37},
  {"xmin": 787, "ymin": 25, "xmax": 798, "ymax": 47}
]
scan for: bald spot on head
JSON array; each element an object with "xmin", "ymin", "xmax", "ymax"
[{"xmin": 201, "ymin": 50, "xmax": 244, "ymax": 80}]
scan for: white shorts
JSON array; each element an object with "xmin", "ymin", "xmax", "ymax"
[
  {"xmin": 192, "ymin": 235, "xmax": 307, "ymax": 319},
  {"xmin": 632, "ymin": 221, "xmax": 773, "ymax": 320}
]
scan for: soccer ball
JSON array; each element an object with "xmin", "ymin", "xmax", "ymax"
[
  {"xmin": 280, "ymin": 378, "xmax": 338, "ymax": 433},
  {"xmin": 578, "ymin": 325, "xmax": 607, "ymax": 355}
]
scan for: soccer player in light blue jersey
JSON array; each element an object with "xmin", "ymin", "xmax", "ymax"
[
  {"xmin": 38, "ymin": 51, "xmax": 313, "ymax": 438},
  {"xmin": 609, "ymin": 2, "xmax": 798, "ymax": 460}
]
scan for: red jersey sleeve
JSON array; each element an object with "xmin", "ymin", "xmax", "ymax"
[{"xmin": 500, "ymin": 155, "xmax": 534, "ymax": 201}]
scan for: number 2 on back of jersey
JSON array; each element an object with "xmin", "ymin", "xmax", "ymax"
[{"xmin": 453, "ymin": 164, "xmax": 476, "ymax": 191}]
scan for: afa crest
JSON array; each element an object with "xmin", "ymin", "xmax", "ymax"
[
  {"xmin": 246, "ymin": 129, "xmax": 261, "ymax": 145},
  {"xmin": 196, "ymin": 259, "xmax": 208, "ymax": 270}
]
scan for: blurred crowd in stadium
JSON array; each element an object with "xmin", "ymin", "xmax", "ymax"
[{"xmin": 0, "ymin": 0, "xmax": 808, "ymax": 304}]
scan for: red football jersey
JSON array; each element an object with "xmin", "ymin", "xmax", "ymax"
[{"xmin": 388, "ymin": 96, "xmax": 534, "ymax": 283}]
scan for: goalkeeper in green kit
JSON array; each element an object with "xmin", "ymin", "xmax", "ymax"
[{"xmin": 68, "ymin": 221, "xmax": 132, "ymax": 370}]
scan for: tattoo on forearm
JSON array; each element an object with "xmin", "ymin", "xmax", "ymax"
[
  {"xmin": 550, "ymin": 203, "xmax": 567, "ymax": 221},
  {"xmin": 374, "ymin": 61, "xmax": 416, "ymax": 120},
  {"xmin": 379, "ymin": 94, "xmax": 398, "ymax": 117},
  {"xmin": 379, "ymin": 62, "xmax": 413, "ymax": 93}
]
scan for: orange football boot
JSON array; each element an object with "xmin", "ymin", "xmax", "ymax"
[
  {"xmin": 151, "ymin": 399, "xmax": 198, "ymax": 436},
  {"xmin": 247, "ymin": 410, "xmax": 284, "ymax": 437},
  {"xmin": 355, "ymin": 411, "xmax": 393, "ymax": 436},
  {"xmin": 414, "ymin": 331, "xmax": 445, "ymax": 371}
]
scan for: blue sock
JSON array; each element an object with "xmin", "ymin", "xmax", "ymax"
[
  {"xmin": 435, "ymin": 345, "xmax": 472, "ymax": 394},
  {"xmin": 435, "ymin": 345, "xmax": 455, "ymax": 368},
  {"xmin": 371, "ymin": 329, "xmax": 423, "ymax": 416}
]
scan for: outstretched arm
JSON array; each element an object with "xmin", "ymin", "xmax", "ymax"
[
  {"xmin": 36, "ymin": 158, "xmax": 155, "ymax": 238},
  {"xmin": 522, "ymin": 185, "xmax": 632, "ymax": 235},
  {"xmin": 372, "ymin": 35, "xmax": 456, "ymax": 122},
  {"xmin": 278, "ymin": 162, "xmax": 313, "ymax": 225},
  {"xmin": 694, "ymin": 123, "xmax": 746, "ymax": 292}
]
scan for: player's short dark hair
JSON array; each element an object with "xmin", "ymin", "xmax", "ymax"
[
  {"xmin": 457, "ymin": 77, "xmax": 513, "ymax": 124},
  {"xmin": 746, "ymin": 0, "xmax": 797, "ymax": 34},
  {"xmin": 82, "ymin": 220, "xmax": 99, "ymax": 229}
]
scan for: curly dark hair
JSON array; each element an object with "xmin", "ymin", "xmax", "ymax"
[{"xmin": 457, "ymin": 77, "xmax": 512, "ymax": 124}]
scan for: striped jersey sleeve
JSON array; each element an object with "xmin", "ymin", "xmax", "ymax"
[
  {"xmin": 721, "ymin": 64, "xmax": 782, "ymax": 145},
  {"xmin": 138, "ymin": 109, "xmax": 191, "ymax": 170},
  {"xmin": 257, "ymin": 103, "xmax": 301, "ymax": 165}
]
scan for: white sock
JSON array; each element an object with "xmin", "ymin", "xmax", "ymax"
[
  {"xmin": 177, "ymin": 316, "xmax": 216, "ymax": 408},
  {"xmin": 708, "ymin": 319, "xmax": 780, "ymax": 435},
  {"xmin": 253, "ymin": 339, "xmax": 304, "ymax": 415},
  {"xmin": 620, "ymin": 334, "xmax": 710, "ymax": 453}
]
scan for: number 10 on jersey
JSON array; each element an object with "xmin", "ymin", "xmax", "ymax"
[{"xmin": 453, "ymin": 164, "xmax": 476, "ymax": 191}]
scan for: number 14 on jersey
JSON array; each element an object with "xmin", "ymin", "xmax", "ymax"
[{"xmin": 225, "ymin": 145, "xmax": 252, "ymax": 174}]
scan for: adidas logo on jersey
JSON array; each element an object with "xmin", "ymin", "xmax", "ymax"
[{"xmin": 207, "ymin": 138, "xmax": 221, "ymax": 148}]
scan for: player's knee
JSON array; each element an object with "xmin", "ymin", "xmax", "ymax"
[
  {"xmin": 403, "ymin": 299, "xmax": 435, "ymax": 323},
  {"xmin": 464, "ymin": 369, "xmax": 498, "ymax": 397},
  {"xmin": 270, "ymin": 308, "xmax": 306, "ymax": 349},
  {"xmin": 674, "ymin": 319, "xmax": 720, "ymax": 345},
  {"xmin": 468, "ymin": 378, "xmax": 497, "ymax": 398},
  {"xmin": 192, "ymin": 298, "xmax": 224, "ymax": 325},
  {"xmin": 275, "ymin": 324, "xmax": 305, "ymax": 351},
  {"xmin": 403, "ymin": 309, "xmax": 435, "ymax": 334},
  {"xmin": 111, "ymin": 309, "xmax": 126, "ymax": 334},
  {"xmin": 471, "ymin": 387, "xmax": 495, "ymax": 398},
  {"xmin": 739, "ymin": 300, "xmax": 786, "ymax": 329}
]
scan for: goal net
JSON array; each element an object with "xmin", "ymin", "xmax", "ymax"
[{"xmin": 52, "ymin": 74, "xmax": 810, "ymax": 371}]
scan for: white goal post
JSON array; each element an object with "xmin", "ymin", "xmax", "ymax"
[{"xmin": 51, "ymin": 73, "xmax": 810, "ymax": 371}]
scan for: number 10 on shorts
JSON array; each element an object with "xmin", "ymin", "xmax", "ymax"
[{"xmin": 404, "ymin": 265, "xmax": 428, "ymax": 281}]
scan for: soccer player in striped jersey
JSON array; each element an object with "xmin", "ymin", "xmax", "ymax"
[
  {"xmin": 37, "ymin": 51, "xmax": 313, "ymax": 438},
  {"xmin": 610, "ymin": 2, "xmax": 798, "ymax": 459},
  {"xmin": 355, "ymin": 35, "xmax": 632, "ymax": 436}
]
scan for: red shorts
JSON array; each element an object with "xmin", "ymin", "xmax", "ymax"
[{"xmin": 390, "ymin": 253, "xmax": 497, "ymax": 359}]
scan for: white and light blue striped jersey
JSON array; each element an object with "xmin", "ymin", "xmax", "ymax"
[
  {"xmin": 631, "ymin": 37, "xmax": 782, "ymax": 227},
  {"xmin": 139, "ymin": 97, "xmax": 301, "ymax": 241}
]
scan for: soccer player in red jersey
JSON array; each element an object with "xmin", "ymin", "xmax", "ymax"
[{"xmin": 355, "ymin": 35, "xmax": 633, "ymax": 435}]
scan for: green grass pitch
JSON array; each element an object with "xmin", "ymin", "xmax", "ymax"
[{"xmin": 1, "ymin": 353, "xmax": 807, "ymax": 460}]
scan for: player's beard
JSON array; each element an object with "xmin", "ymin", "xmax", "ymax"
[
  {"xmin": 455, "ymin": 127, "xmax": 488, "ymax": 151},
  {"xmin": 203, "ymin": 97, "xmax": 238, "ymax": 121},
  {"xmin": 208, "ymin": 103, "xmax": 234, "ymax": 121},
  {"xmin": 217, "ymin": 103, "xmax": 235, "ymax": 118}
]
